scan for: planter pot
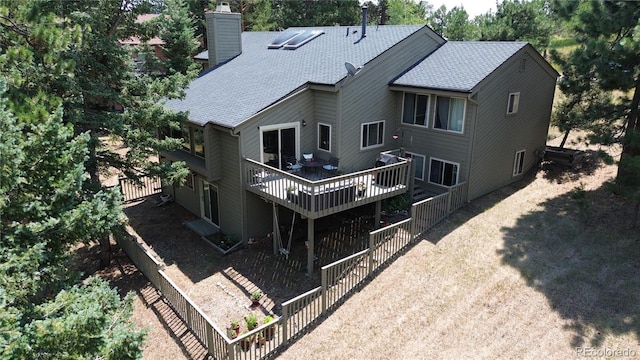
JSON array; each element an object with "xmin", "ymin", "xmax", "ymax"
[
  {"xmin": 264, "ymin": 325, "xmax": 275, "ymax": 341},
  {"xmin": 358, "ymin": 189, "xmax": 367, "ymax": 197},
  {"xmin": 239, "ymin": 338, "xmax": 252, "ymax": 352}
]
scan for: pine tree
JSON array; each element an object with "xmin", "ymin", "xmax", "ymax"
[
  {"xmin": 552, "ymin": 0, "xmax": 640, "ymax": 219},
  {"xmin": 0, "ymin": 77, "xmax": 145, "ymax": 359}
]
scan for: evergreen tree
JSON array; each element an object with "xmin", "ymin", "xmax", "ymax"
[
  {"xmin": 552, "ymin": 0, "xmax": 640, "ymax": 216},
  {"xmin": 158, "ymin": 0, "xmax": 202, "ymax": 76},
  {"xmin": 1, "ymin": 0, "xmax": 192, "ymax": 264},
  {"xmin": 427, "ymin": 5, "xmax": 473, "ymax": 40},
  {"xmin": 0, "ymin": 77, "xmax": 145, "ymax": 359},
  {"xmin": 477, "ymin": 0, "xmax": 553, "ymax": 52}
]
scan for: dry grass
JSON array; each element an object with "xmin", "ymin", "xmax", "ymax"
[
  {"xmin": 85, "ymin": 130, "xmax": 640, "ymax": 359},
  {"xmin": 277, "ymin": 136, "xmax": 640, "ymax": 359}
]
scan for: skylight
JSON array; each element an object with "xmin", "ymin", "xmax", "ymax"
[
  {"xmin": 283, "ymin": 30, "xmax": 324, "ymax": 50},
  {"xmin": 267, "ymin": 29, "xmax": 304, "ymax": 49},
  {"xmin": 267, "ymin": 29, "xmax": 324, "ymax": 50}
]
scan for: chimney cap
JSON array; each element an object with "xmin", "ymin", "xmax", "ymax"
[{"xmin": 215, "ymin": 2, "xmax": 231, "ymax": 13}]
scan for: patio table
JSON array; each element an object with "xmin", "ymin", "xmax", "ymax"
[{"xmin": 299, "ymin": 159, "xmax": 327, "ymax": 178}]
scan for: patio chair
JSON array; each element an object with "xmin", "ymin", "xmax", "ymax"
[
  {"xmin": 323, "ymin": 156, "xmax": 340, "ymax": 175},
  {"xmin": 284, "ymin": 156, "xmax": 302, "ymax": 173}
]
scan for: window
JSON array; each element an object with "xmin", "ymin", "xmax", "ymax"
[
  {"xmin": 185, "ymin": 171, "xmax": 194, "ymax": 190},
  {"xmin": 507, "ymin": 92, "xmax": 520, "ymax": 114},
  {"xmin": 429, "ymin": 158, "xmax": 459, "ymax": 187},
  {"xmin": 193, "ymin": 128, "xmax": 205, "ymax": 158},
  {"xmin": 181, "ymin": 124, "xmax": 191, "ymax": 152},
  {"xmin": 513, "ymin": 150, "xmax": 525, "ymax": 176},
  {"xmin": 406, "ymin": 152, "xmax": 426, "ymax": 181},
  {"xmin": 318, "ymin": 123, "xmax": 331, "ymax": 152},
  {"xmin": 402, "ymin": 93, "xmax": 430, "ymax": 126},
  {"xmin": 434, "ymin": 96, "xmax": 465, "ymax": 133},
  {"xmin": 361, "ymin": 120, "xmax": 384, "ymax": 149},
  {"xmin": 179, "ymin": 125, "xmax": 206, "ymax": 159}
]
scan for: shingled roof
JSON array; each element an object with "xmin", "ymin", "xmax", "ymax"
[
  {"xmin": 163, "ymin": 25, "xmax": 426, "ymax": 128},
  {"xmin": 392, "ymin": 41, "xmax": 529, "ymax": 93}
]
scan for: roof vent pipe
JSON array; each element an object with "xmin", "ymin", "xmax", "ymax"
[{"xmin": 361, "ymin": 5, "xmax": 367, "ymax": 38}]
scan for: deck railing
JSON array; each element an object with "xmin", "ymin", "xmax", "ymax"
[
  {"xmin": 243, "ymin": 157, "xmax": 411, "ymax": 219},
  {"xmin": 117, "ymin": 175, "xmax": 162, "ymax": 202},
  {"xmin": 116, "ymin": 182, "xmax": 467, "ymax": 359}
]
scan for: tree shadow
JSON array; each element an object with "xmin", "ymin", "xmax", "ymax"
[
  {"xmin": 498, "ymin": 182, "xmax": 640, "ymax": 348},
  {"xmin": 540, "ymin": 149, "xmax": 608, "ymax": 184}
]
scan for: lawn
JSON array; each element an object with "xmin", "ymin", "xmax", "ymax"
[{"xmin": 278, "ymin": 137, "xmax": 640, "ymax": 359}]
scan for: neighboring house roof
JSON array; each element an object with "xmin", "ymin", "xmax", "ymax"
[
  {"xmin": 164, "ymin": 25, "xmax": 426, "ymax": 128},
  {"xmin": 194, "ymin": 50, "xmax": 208, "ymax": 61},
  {"xmin": 392, "ymin": 41, "xmax": 529, "ymax": 93},
  {"xmin": 119, "ymin": 14, "xmax": 164, "ymax": 46}
]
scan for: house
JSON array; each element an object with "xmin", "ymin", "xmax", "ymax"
[{"xmin": 161, "ymin": 5, "xmax": 558, "ymax": 273}]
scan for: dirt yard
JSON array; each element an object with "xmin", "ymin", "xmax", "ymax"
[{"xmin": 87, "ymin": 132, "xmax": 640, "ymax": 359}]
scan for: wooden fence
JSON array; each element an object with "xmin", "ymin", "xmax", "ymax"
[
  {"xmin": 115, "ymin": 182, "xmax": 467, "ymax": 359},
  {"xmin": 118, "ymin": 175, "xmax": 162, "ymax": 202}
]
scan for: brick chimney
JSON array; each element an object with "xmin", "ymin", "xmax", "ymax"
[{"xmin": 205, "ymin": 3, "xmax": 242, "ymax": 68}]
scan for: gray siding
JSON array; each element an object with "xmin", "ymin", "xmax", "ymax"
[
  {"xmin": 313, "ymin": 91, "xmax": 338, "ymax": 157},
  {"xmin": 214, "ymin": 132, "xmax": 243, "ymax": 237},
  {"xmin": 205, "ymin": 125, "xmax": 222, "ymax": 181},
  {"xmin": 392, "ymin": 90, "xmax": 476, "ymax": 194},
  {"xmin": 338, "ymin": 29, "xmax": 444, "ymax": 173},
  {"xmin": 173, "ymin": 181, "xmax": 201, "ymax": 216},
  {"xmin": 239, "ymin": 89, "xmax": 314, "ymax": 161},
  {"xmin": 468, "ymin": 48, "xmax": 556, "ymax": 200},
  {"xmin": 206, "ymin": 12, "xmax": 242, "ymax": 67}
]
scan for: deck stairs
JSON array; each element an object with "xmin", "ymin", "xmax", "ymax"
[{"xmin": 413, "ymin": 185, "xmax": 430, "ymax": 202}]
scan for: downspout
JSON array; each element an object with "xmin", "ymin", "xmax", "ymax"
[{"xmin": 230, "ymin": 127, "xmax": 249, "ymax": 245}]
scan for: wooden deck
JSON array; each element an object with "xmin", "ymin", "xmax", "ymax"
[{"xmin": 243, "ymin": 158, "xmax": 412, "ymax": 219}]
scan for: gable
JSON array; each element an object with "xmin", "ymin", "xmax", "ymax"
[{"xmin": 391, "ymin": 41, "xmax": 556, "ymax": 93}]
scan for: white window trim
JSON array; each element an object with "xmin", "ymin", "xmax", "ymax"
[
  {"xmin": 513, "ymin": 149, "xmax": 526, "ymax": 176},
  {"xmin": 428, "ymin": 157, "xmax": 460, "ymax": 187},
  {"xmin": 507, "ymin": 92, "xmax": 520, "ymax": 115},
  {"xmin": 258, "ymin": 122, "xmax": 301, "ymax": 164},
  {"xmin": 360, "ymin": 120, "xmax": 385, "ymax": 150},
  {"xmin": 402, "ymin": 92, "xmax": 430, "ymax": 127},
  {"xmin": 405, "ymin": 151, "xmax": 426, "ymax": 181},
  {"xmin": 317, "ymin": 122, "xmax": 331, "ymax": 153},
  {"xmin": 432, "ymin": 96, "xmax": 466, "ymax": 134}
]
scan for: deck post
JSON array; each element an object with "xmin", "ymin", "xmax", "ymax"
[
  {"xmin": 273, "ymin": 203, "xmax": 278, "ymax": 255},
  {"xmin": 374, "ymin": 200, "xmax": 382, "ymax": 228},
  {"xmin": 306, "ymin": 218, "xmax": 315, "ymax": 275}
]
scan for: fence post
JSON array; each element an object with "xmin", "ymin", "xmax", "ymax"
[
  {"xmin": 368, "ymin": 233, "xmax": 374, "ymax": 276},
  {"xmin": 282, "ymin": 305, "xmax": 289, "ymax": 344},
  {"xmin": 447, "ymin": 187, "xmax": 453, "ymax": 215},
  {"xmin": 205, "ymin": 325, "xmax": 214, "ymax": 357},
  {"xmin": 227, "ymin": 341, "xmax": 235, "ymax": 360},
  {"xmin": 321, "ymin": 268, "xmax": 327, "ymax": 314}
]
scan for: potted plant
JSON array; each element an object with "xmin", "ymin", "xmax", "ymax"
[
  {"xmin": 245, "ymin": 313, "xmax": 259, "ymax": 331},
  {"xmin": 286, "ymin": 185, "xmax": 296, "ymax": 202},
  {"xmin": 250, "ymin": 290, "xmax": 262, "ymax": 307},
  {"xmin": 256, "ymin": 331, "xmax": 266, "ymax": 347},
  {"xmin": 263, "ymin": 315, "xmax": 276, "ymax": 340},
  {"xmin": 357, "ymin": 181, "xmax": 367, "ymax": 197},
  {"xmin": 238, "ymin": 332, "xmax": 253, "ymax": 351},
  {"xmin": 229, "ymin": 319, "xmax": 240, "ymax": 337}
]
